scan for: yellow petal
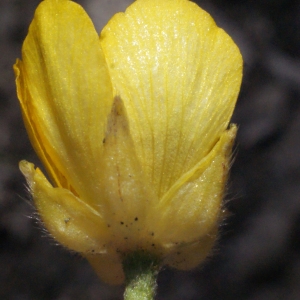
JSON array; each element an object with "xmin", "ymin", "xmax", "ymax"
[
  {"xmin": 19, "ymin": 160, "xmax": 110, "ymax": 254},
  {"xmin": 14, "ymin": 60, "xmax": 72, "ymax": 192},
  {"xmin": 147, "ymin": 125, "xmax": 236, "ymax": 249},
  {"xmin": 85, "ymin": 252, "xmax": 124, "ymax": 285},
  {"xmin": 100, "ymin": 0, "xmax": 242, "ymax": 198},
  {"xmin": 14, "ymin": 0, "xmax": 113, "ymax": 208}
]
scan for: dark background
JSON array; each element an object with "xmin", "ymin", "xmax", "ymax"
[{"xmin": 1, "ymin": 0, "xmax": 300, "ymax": 299}]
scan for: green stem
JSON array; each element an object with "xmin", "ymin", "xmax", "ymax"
[{"xmin": 123, "ymin": 251, "xmax": 160, "ymax": 300}]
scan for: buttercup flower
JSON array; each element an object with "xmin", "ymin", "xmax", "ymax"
[{"xmin": 14, "ymin": 0, "xmax": 242, "ymax": 286}]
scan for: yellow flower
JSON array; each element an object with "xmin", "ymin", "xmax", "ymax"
[{"xmin": 14, "ymin": 0, "xmax": 242, "ymax": 285}]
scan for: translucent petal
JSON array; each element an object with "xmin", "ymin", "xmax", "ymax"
[
  {"xmin": 98, "ymin": 96, "xmax": 158, "ymax": 251},
  {"xmin": 147, "ymin": 125, "xmax": 236, "ymax": 247},
  {"xmin": 14, "ymin": 0, "xmax": 113, "ymax": 208},
  {"xmin": 19, "ymin": 160, "xmax": 109, "ymax": 254},
  {"xmin": 100, "ymin": 0, "xmax": 242, "ymax": 198}
]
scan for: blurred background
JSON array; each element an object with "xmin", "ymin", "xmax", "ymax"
[{"xmin": 1, "ymin": 0, "xmax": 300, "ymax": 299}]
